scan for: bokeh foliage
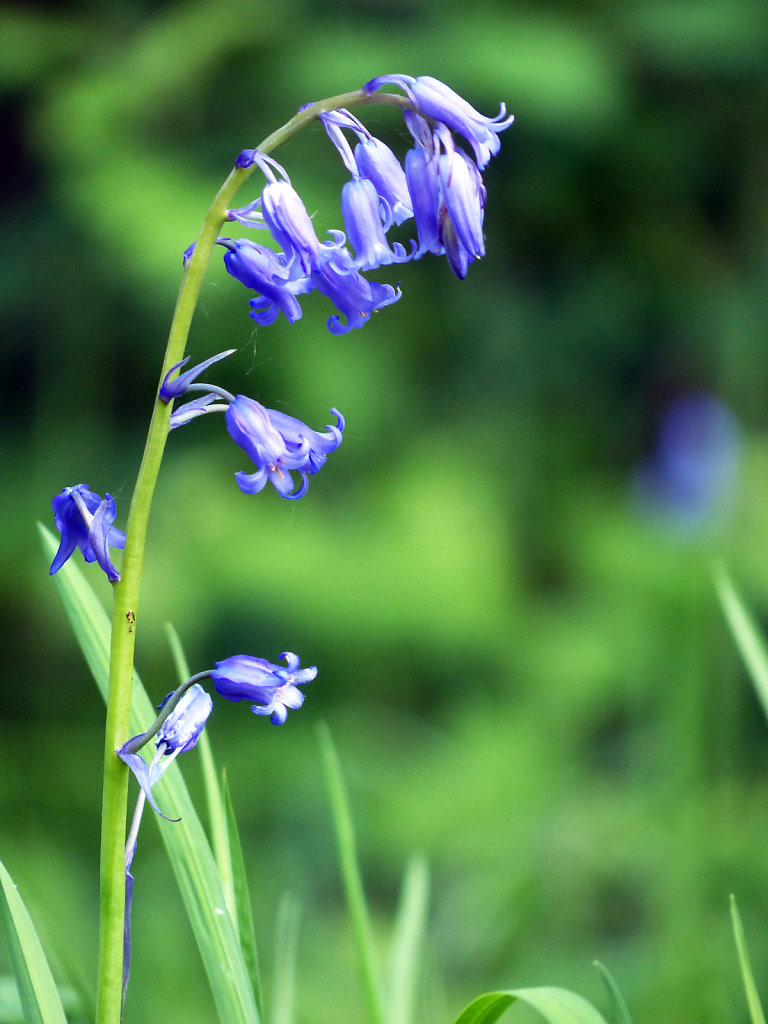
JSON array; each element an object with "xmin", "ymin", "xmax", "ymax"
[{"xmin": 2, "ymin": 0, "xmax": 768, "ymax": 1021}]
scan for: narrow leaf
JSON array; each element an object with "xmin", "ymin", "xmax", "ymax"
[
  {"xmin": 223, "ymin": 774, "xmax": 264, "ymax": 1018},
  {"xmin": 591, "ymin": 962, "xmax": 633, "ymax": 1024},
  {"xmin": 387, "ymin": 855, "xmax": 429, "ymax": 1024},
  {"xmin": 316, "ymin": 722, "xmax": 386, "ymax": 1024},
  {"xmin": 714, "ymin": 563, "xmax": 768, "ymax": 720},
  {"xmin": 731, "ymin": 895, "xmax": 767, "ymax": 1024},
  {"xmin": 0, "ymin": 859, "xmax": 68, "ymax": 1024},
  {"xmin": 40, "ymin": 524, "xmax": 260, "ymax": 1024},
  {"xmin": 450, "ymin": 987, "xmax": 610, "ymax": 1024}
]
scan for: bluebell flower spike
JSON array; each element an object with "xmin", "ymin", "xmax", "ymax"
[
  {"xmin": 211, "ymin": 652, "xmax": 317, "ymax": 725},
  {"xmin": 50, "ymin": 484, "xmax": 126, "ymax": 582}
]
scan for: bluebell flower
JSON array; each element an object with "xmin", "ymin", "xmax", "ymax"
[
  {"xmin": 226, "ymin": 394, "xmax": 345, "ymax": 498},
  {"xmin": 50, "ymin": 484, "xmax": 126, "ymax": 582},
  {"xmin": 340, "ymin": 176, "xmax": 411, "ymax": 270},
  {"xmin": 403, "ymin": 143, "xmax": 441, "ymax": 259},
  {"xmin": 161, "ymin": 350, "xmax": 345, "ymax": 498},
  {"xmin": 210, "ymin": 652, "xmax": 317, "ymax": 725},
  {"xmin": 353, "ymin": 136, "xmax": 413, "ymax": 225},
  {"xmin": 364, "ymin": 73, "xmax": 514, "ymax": 169},
  {"xmin": 321, "ymin": 109, "xmax": 413, "ymax": 225},
  {"xmin": 309, "ymin": 247, "xmax": 402, "ymax": 334},
  {"xmin": 218, "ymin": 238, "xmax": 308, "ymax": 326},
  {"xmin": 438, "ymin": 133, "xmax": 486, "ymax": 261},
  {"xmin": 261, "ymin": 179, "xmax": 328, "ymax": 275},
  {"xmin": 401, "ymin": 126, "xmax": 488, "ymax": 278},
  {"xmin": 118, "ymin": 683, "xmax": 214, "ymax": 819}
]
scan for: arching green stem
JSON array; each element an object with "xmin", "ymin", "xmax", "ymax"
[{"xmin": 95, "ymin": 85, "xmax": 413, "ymax": 1024}]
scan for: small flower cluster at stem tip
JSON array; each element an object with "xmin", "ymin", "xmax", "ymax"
[{"xmin": 188, "ymin": 72, "xmax": 512, "ymax": 333}]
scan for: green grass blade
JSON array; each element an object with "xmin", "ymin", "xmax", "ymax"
[
  {"xmin": 387, "ymin": 855, "xmax": 429, "ymax": 1024},
  {"xmin": 0, "ymin": 859, "xmax": 68, "ymax": 1024},
  {"xmin": 165, "ymin": 623, "xmax": 235, "ymax": 916},
  {"xmin": 591, "ymin": 962, "xmax": 633, "ymax": 1024},
  {"xmin": 316, "ymin": 722, "xmax": 386, "ymax": 1024},
  {"xmin": 39, "ymin": 524, "xmax": 260, "ymax": 1024},
  {"xmin": 271, "ymin": 895, "xmax": 301, "ymax": 1024},
  {"xmin": 450, "ymin": 987, "xmax": 610, "ymax": 1024},
  {"xmin": 714, "ymin": 563, "xmax": 768, "ymax": 719},
  {"xmin": 730, "ymin": 895, "xmax": 767, "ymax": 1024},
  {"xmin": 223, "ymin": 774, "xmax": 264, "ymax": 1018}
]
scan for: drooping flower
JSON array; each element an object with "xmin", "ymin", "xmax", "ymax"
[
  {"xmin": 225, "ymin": 394, "xmax": 345, "ymax": 499},
  {"xmin": 119, "ymin": 680, "xmax": 213, "ymax": 1006},
  {"xmin": 261, "ymin": 178, "xmax": 328, "ymax": 275},
  {"xmin": 211, "ymin": 652, "xmax": 317, "ymax": 725},
  {"xmin": 50, "ymin": 484, "xmax": 126, "ymax": 582},
  {"xmin": 364, "ymin": 73, "xmax": 514, "ymax": 169},
  {"xmin": 340, "ymin": 176, "xmax": 411, "ymax": 270},
  {"xmin": 218, "ymin": 238, "xmax": 308, "ymax": 326},
  {"xmin": 438, "ymin": 133, "xmax": 486, "ymax": 261},
  {"xmin": 321, "ymin": 109, "xmax": 413, "ymax": 225},
  {"xmin": 160, "ymin": 350, "xmax": 345, "ymax": 499},
  {"xmin": 309, "ymin": 247, "xmax": 402, "ymax": 334},
  {"xmin": 354, "ymin": 135, "xmax": 413, "ymax": 225},
  {"xmin": 405, "ymin": 143, "xmax": 443, "ymax": 259}
]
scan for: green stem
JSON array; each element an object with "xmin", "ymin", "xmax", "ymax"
[{"xmin": 94, "ymin": 85, "xmax": 409, "ymax": 1024}]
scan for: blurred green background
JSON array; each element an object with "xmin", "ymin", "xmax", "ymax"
[{"xmin": 3, "ymin": 0, "xmax": 768, "ymax": 1021}]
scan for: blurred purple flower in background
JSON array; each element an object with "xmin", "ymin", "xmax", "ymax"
[{"xmin": 633, "ymin": 392, "xmax": 741, "ymax": 530}]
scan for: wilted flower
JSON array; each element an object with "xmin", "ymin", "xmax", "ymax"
[
  {"xmin": 211, "ymin": 651, "xmax": 317, "ymax": 724},
  {"xmin": 118, "ymin": 683, "xmax": 214, "ymax": 819},
  {"xmin": 155, "ymin": 684, "xmax": 214, "ymax": 754},
  {"xmin": 50, "ymin": 484, "xmax": 126, "ymax": 582}
]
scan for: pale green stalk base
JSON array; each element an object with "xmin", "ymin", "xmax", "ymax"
[{"xmin": 94, "ymin": 86, "xmax": 415, "ymax": 1024}]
